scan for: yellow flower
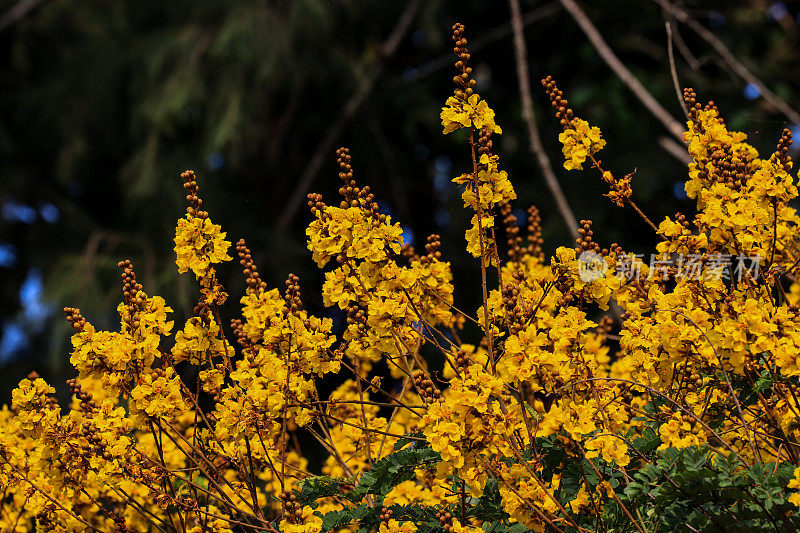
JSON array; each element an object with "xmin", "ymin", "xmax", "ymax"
[
  {"xmin": 172, "ymin": 315, "xmax": 224, "ymax": 364},
  {"xmin": 441, "ymin": 96, "xmax": 473, "ymax": 134},
  {"xmin": 469, "ymin": 94, "xmax": 502, "ymax": 133},
  {"xmin": 569, "ymin": 485, "xmax": 592, "ymax": 514},
  {"xmin": 174, "ymin": 214, "xmax": 232, "ymax": 278},
  {"xmin": 789, "ymin": 467, "xmax": 800, "ymax": 509},
  {"xmin": 558, "ymin": 118, "xmax": 606, "ymax": 170},
  {"xmin": 380, "ymin": 519, "xmax": 418, "ymax": 533},
  {"xmin": 584, "ymin": 434, "xmax": 630, "ymax": 467},
  {"xmin": 440, "ymin": 95, "xmax": 502, "ymax": 135},
  {"xmin": 280, "ymin": 506, "xmax": 323, "ymax": 533}
]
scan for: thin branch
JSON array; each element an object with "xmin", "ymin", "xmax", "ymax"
[
  {"xmin": 10, "ymin": 466, "xmax": 102, "ymax": 532},
  {"xmin": 655, "ymin": 0, "xmax": 800, "ymax": 126},
  {"xmin": 0, "ymin": 0, "xmax": 46, "ymax": 33},
  {"xmin": 658, "ymin": 136, "xmax": 691, "ymax": 164},
  {"xmin": 552, "ymin": 376, "xmax": 746, "ymax": 465},
  {"xmin": 390, "ymin": 2, "xmax": 560, "ymax": 87},
  {"xmin": 508, "ymin": 0, "xmax": 580, "ymax": 241},
  {"xmin": 469, "ymin": 127, "xmax": 496, "ymax": 369},
  {"xmin": 665, "ymin": 17, "xmax": 690, "ymax": 120},
  {"xmin": 276, "ymin": 0, "xmax": 424, "ymax": 230},
  {"xmin": 673, "ymin": 27, "xmax": 700, "ymax": 72},
  {"xmin": 558, "ymin": 0, "xmax": 688, "ymax": 144},
  {"xmin": 658, "ymin": 307, "xmax": 761, "ymax": 464}
]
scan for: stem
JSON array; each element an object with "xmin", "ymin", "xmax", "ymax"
[
  {"xmin": 508, "ymin": 0, "xmax": 580, "ymax": 241},
  {"xmin": 469, "ymin": 128, "xmax": 496, "ymax": 372}
]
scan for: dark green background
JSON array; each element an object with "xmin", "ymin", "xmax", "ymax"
[{"xmin": 1, "ymin": 0, "xmax": 798, "ymax": 402}]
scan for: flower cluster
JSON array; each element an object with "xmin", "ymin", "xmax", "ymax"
[
  {"xmin": 3, "ymin": 21, "xmax": 800, "ymax": 533},
  {"xmin": 441, "ymin": 24, "xmax": 516, "ymax": 266},
  {"xmin": 558, "ymin": 118, "xmax": 606, "ymax": 171}
]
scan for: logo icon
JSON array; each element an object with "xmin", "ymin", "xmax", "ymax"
[{"xmin": 578, "ymin": 250, "xmax": 607, "ymax": 282}]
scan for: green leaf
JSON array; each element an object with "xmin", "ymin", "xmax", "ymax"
[
  {"xmin": 631, "ymin": 426, "xmax": 661, "ymax": 456},
  {"xmin": 393, "ymin": 431, "xmax": 427, "ymax": 452},
  {"xmin": 296, "ymin": 476, "xmax": 352, "ymax": 505},
  {"xmin": 320, "ymin": 504, "xmax": 371, "ymax": 532},
  {"xmin": 348, "ymin": 446, "xmax": 440, "ymax": 502}
]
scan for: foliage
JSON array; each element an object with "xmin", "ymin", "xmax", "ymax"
[
  {"xmin": 623, "ymin": 447, "xmax": 798, "ymax": 531},
  {"xmin": 4, "ymin": 19, "xmax": 800, "ymax": 533},
  {"xmin": 4, "ymin": 1, "xmax": 798, "ymax": 387}
]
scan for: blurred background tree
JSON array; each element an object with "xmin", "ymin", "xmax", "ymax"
[{"xmin": 1, "ymin": 0, "xmax": 798, "ymax": 402}]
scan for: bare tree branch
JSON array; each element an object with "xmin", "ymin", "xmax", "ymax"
[
  {"xmin": 671, "ymin": 22, "xmax": 700, "ymax": 71},
  {"xmin": 276, "ymin": 0, "xmax": 424, "ymax": 230},
  {"xmin": 658, "ymin": 136, "xmax": 691, "ymax": 165},
  {"xmin": 665, "ymin": 17, "xmax": 690, "ymax": 120},
  {"xmin": 0, "ymin": 0, "xmax": 45, "ymax": 33},
  {"xmin": 390, "ymin": 2, "xmax": 560, "ymax": 87},
  {"xmin": 558, "ymin": 0, "xmax": 688, "ymax": 144},
  {"xmin": 508, "ymin": 0, "xmax": 579, "ymax": 241},
  {"xmin": 655, "ymin": 0, "xmax": 800, "ymax": 126}
]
